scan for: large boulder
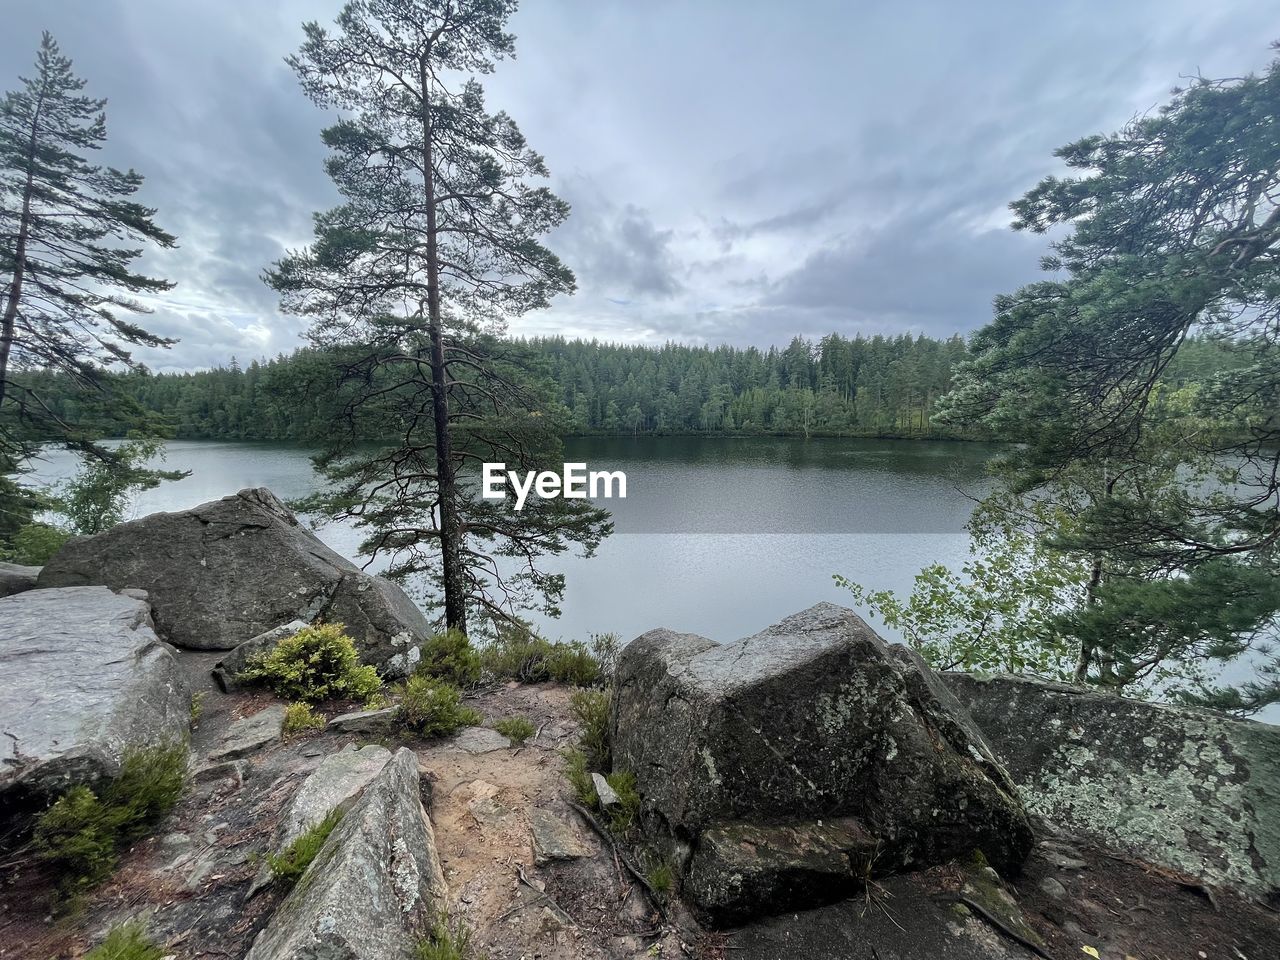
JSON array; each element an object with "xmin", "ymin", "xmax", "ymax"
[
  {"xmin": 0, "ymin": 561, "xmax": 40, "ymax": 598},
  {"xmin": 38, "ymin": 487, "xmax": 431, "ymax": 674},
  {"xmin": 244, "ymin": 748, "xmax": 446, "ymax": 960},
  {"xmin": 612, "ymin": 603, "xmax": 1033, "ymax": 923},
  {"xmin": 0, "ymin": 587, "xmax": 189, "ymax": 814},
  {"xmin": 946, "ymin": 673, "xmax": 1280, "ymax": 901}
]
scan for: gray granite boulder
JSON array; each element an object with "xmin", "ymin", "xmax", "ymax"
[
  {"xmin": 0, "ymin": 587, "xmax": 189, "ymax": 814},
  {"xmin": 244, "ymin": 748, "xmax": 446, "ymax": 960},
  {"xmin": 37, "ymin": 487, "xmax": 431, "ymax": 675},
  {"xmin": 946, "ymin": 672, "xmax": 1280, "ymax": 901},
  {"xmin": 0, "ymin": 561, "xmax": 40, "ymax": 598},
  {"xmin": 613, "ymin": 603, "xmax": 1033, "ymax": 922}
]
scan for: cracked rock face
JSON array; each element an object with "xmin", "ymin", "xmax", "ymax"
[
  {"xmin": 37, "ymin": 487, "xmax": 430, "ymax": 673},
  {"xmin": 612, "ymin": 603, "xmax": 1034, "ymax": 923},
  {"xmin": 244, "ymin": 748, "xmax": 446, "ymax": 960},
  {"xmin": 0, "ymin": 586, "xmax": 189, "ymax": 815}
]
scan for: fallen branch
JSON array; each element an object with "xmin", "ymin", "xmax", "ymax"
[
  {"xmin": 951, "ymin": 896, "xmax": 1056, "ymax": 960},
  {"xmin": 568, "ymin": 801, "xmax": 667, "ymax": 918}
]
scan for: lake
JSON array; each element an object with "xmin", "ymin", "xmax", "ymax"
[{"xmin": 22, "ymin": 436, "xmax": 997, "ymax": 646}]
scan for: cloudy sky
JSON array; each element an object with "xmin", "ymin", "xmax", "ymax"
[{"xmin": 3, "ymin": 1, "xmax": 1276, "ymax": 371}]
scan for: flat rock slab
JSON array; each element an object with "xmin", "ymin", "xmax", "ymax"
[
  {"xmin": 244, "ymin": 748, "xmax": 446, "ymax": 960},
  {"xmin": 208, "ymin": 705, "xmax": 286, "ymax": 761},
  {"xmin": 450, "ymin": 726, "xmax": 512, "ymax": 755},
  {"xmin": 530, "ymin": 808, "xmax": 592, "ymax": 865},
  {"xmin": 328, "ymin": 706, "xmax": 398, "ymax": 734},
  {"xmin": 279, "ymin": 745, "xmax": 392, "ymax": 849},
  {"xmin": 0, "ymin": 586, "xmax": 189, "ymax": 812},
  {"xmin": 38, "ymin": 487, "xmax": 430, "ymax": 675}
]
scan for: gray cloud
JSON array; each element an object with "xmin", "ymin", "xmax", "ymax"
[{"xmin": 2, "ymin": 0, "xmax": 1276, "ymax": 367}]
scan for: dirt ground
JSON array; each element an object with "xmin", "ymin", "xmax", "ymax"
[{"xmin": 1, "ymin": 666, "xmax": 1277, "ymax": 960}]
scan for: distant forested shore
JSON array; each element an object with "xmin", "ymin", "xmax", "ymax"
[{"xmin": 19, "ymin": 332, "xmax": 1243, "ymax": 444}]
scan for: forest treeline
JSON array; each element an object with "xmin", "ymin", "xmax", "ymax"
[
  {"xmin": 29, "ymin": 333, "xmax": 971, "ymax": 441},
  {"xmin": 24, "ymin": 331, "xmax": 1246, "ymax": 443}
]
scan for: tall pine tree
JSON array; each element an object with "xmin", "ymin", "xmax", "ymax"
[{"xmin": 268, "ymin": 0, "xmax": 610, "ymax": 633}]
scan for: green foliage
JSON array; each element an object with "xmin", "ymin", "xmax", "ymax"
[
  {"xmin": 479, "ymin": 622, "xmax": 614, "ymax": 686},
  {"xmin": 33, "ymin": 743, "xmax": 187, "ymax": 897},
  {"xmin": 237, "ymin": 623, "xmax": 382, "ymax": 703},
  {"xmin": 561, "ymin": 747, "xmax": 596, "ymax": 807},
  {"xmin": 837, "ymin": 503, "xmax": 1086, "ymax": 677},
  {"xmin": 84, "ymin": 922, "xmax": 164, "ymax": 960},
  {"xmin": 55, "ymin": 437, "xmax": 183, "ymax": 536},
  {"xmin": 492, "ymin": 715, "xmax": 536, "ymax": 746},
  {"xmin": 398, "ymin": 676, "xmax": 482, "ymax": 738},
  {"xmin": 603, "ymin": 771, "xmax": 641, "ymax": 833},
  {"xmin": 4, "ymin": 521, "xmax": 70, "ymax": 564},
  {"xmin": 416, "ymin": 916, "xmax": 480, "ymax": 960},
  {"xmin": 645, "ymin": 858, "xmax": 675, "ymax": 898},
  {"xmin": 189, "ymin": 691, "xmax": 206, "ymax": 725},
  {"xmin": 267, "ymin": 809, "xmax": 342, "ymax": 886},
  {"xmin": 570, "ymin": 689, "xmax": 612, "ymax": 772},
  {"xmin": 416, "ymin": 629, "xmax": 483, "ymax": 688},
  {"xmin": 282, "ymin": 701, "xmax": 326, "ymax": 736}
]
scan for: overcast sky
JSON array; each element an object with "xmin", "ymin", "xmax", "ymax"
[{"xmin": 3, "ymin": 1, "xmax": 1277, "ymax": 371}]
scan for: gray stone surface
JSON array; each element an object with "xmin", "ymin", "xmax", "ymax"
[
  {"xmin": 38, "ymin": 487, "xmax": 431, "ymax": 674},
  {"xmin": 592, "ymin": 772, "xmax": 620, "ymax": 808},
  {"xmin": 327, "ymin": 706, "xmax": 398, "ymax": 734},
  {"xmin": 279, "ymin": 745, "xmax": 392, "ymax": 850},
  {"xmin": 613, "ymin": 603, "xmax": 1033, "ymax": 922},
  {"xmin": 244, "ymin": 748, "xmax": 446, "ymax": 960},
  {"xmin": 0, "ymin": 586, "xmax": 189, "ymax": 812},
  {"xmin": 946, "ymin": 672, "xmax": 1280, "ymax": 900},
  {"xmin": 207, "ymin": 704, "xmax": 286, "ymax": 762},
  {"xmin": 0, "ymin": 561, "xmax": 40, "ymax": 598},
  {"xmin": 530, "ymin": 808, "xmax": 592, "ymax": 864},
  {"xmin": 450, "ymin": 725, "xmax": 512, "ymax": 755},
  {"xmin": 212, "ymin": 620, "xmax": 309, "ymax": 692}
]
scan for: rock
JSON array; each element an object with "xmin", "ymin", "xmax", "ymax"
[
  {"xmin": 591, "ymin": 772, "xmax": 620, "ymax": 808},
  {"xmin": 945, "ymin": 672, "xmax": 1280, "ymax": 899},
  {"xmin": 0, "ymin": 561, "xmax": 40, "ymax": 597},
  {"xmin": 207, "ymin": 705, "xmax": 286, "ymax": 762},
  {"xmin": 1042, "ymin": 850, "xmax": 1087, "ymax": 870},
  {"xmin": 328, "ymin": 706, "xmax": 398, "ymax": 734},
  {"xmin": 684, "ymin": 820, "xmax": 880, "ymax": 925},
  {"xmin": 0, "ymin": 587, "xmax": 189, "ymax": 814},
  {"xmin": 530, "ymin": 808, "xmax": 592, "ymax": 865},
  {"xmin": 190, "ymin": 759, "xmax": 250, "ymax": 788},
  {"xmin": 449, "ymin": 726, "xmax": 511, "ymax": 755},
  {"xmin": 38, "ymin": 487, "xmax": 431, "ymax": 674},
  {"xmin": 278, "ymin": 745, "xmax": 392, "ymax": 849},
  {"xmin": 244, "ymin": 748, "xmax": 446, "ymax": 960},
  {"xmin": 212, "ymin": 620, "xmax": 309, "ymax": 692},
  {"xmin": 1039, "ymin": 876, "xmax": 1067, "ymax": 898},
  {"xmin": 466, "ymin": 781, "xmax": 510, "ymax": 826},
  {"xmin": 612, "ymin": 603, "xmax": 1033, "ymax": 923}
]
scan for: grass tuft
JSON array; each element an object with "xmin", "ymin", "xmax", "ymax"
[
  {"xmin": 267, "ymin": 809, "xmax": 343, "ymax": 886},
  {"xmin": 492, "ymin": 715, "xmax": 536, "ymax": 746},
  {"xmin": 282, "ymin": 701, "xmax": 326, "ymax": 736},
  {"xmin": 84, "ymin": 922, "xmax": 164, "ymax": 960},
  {"xmin": 416, "ymin": 915, "xmax": 481, "ymax": 959}
]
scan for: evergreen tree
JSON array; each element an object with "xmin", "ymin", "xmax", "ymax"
[
  {"xmin": 267, "ymin": 0, "xmax": 609, "ymax": 633},
  {"xmin": 0, "ymin": 32, "xmax": 178, "ymax": 542}
]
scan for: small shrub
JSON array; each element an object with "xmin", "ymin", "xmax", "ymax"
[
  {"xmin": 645, "ymin": 858, "xmax": 675, "ymax": 898},
  {"xmin": 237, "ymin": 623, "xmax": 382, "ymax": 703},
  {"xmin": 479, "ymin": 621, "xmax": 611, "ymax": 686},
  {"xmin": 416, "ymin": 629, "xmax": 483, "ymax": 688},
  {"xmin": 604, "ymin": 770, "xmax": 641, "ymax": 833},
  {"xmin": 189, "ymin": 691, "xmax": 207, "ymax": 724},
  {"xmin": 398, "ymin": 676, "xmax": 482, "ymax": 738},
  {"xmin": 561, "ymin": 747, "xmax": 596, "ymax": 807},
  {"xmin": 282, "ymin": 702, "xmax": 325, "ymax": 736},
  {"xmin": 570, "ymin": 688, "xmax": 611, "ymax": 771},
  {"xmin": 492, "ymin": 715, "xmax": 536, "ymax": 746},
  {"xmin": 416, "ymin": 915, "xmax": 479, "ymax": 960},
  {"xmin": 84, "ymin": 922, "xmax": 164, "ymax": 960},
  {"xmin": 267, "ymin": 809, "xmax": 343, "ymax": 886},
  {"xmin": 363, "ymin": 690, "xmax": 391, "ymax": 710},
  {"xmin": 34, "ymin": 743, "xmax": 187, "ymax": 897}
]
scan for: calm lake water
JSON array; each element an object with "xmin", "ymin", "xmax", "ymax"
[{"xmin": 23, "ymin": 436, "xmax": 997, "ymax": 646}]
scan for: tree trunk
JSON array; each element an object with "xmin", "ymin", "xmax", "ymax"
[
  {"xmin": 0, "ymin": 88, "xmax": 45, "ymax": 411},
  {"xmin": 420, "ymin": 58, "xmax": 467, "ymax": 635}
]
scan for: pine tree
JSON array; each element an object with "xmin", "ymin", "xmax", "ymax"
[
  {"xmin": 267, "ymin": 0, "xmax": 609, "ymax": 633},
  {"xmin": 0, "ymin": 32, "xmax": 178, "ymax": 541}
]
